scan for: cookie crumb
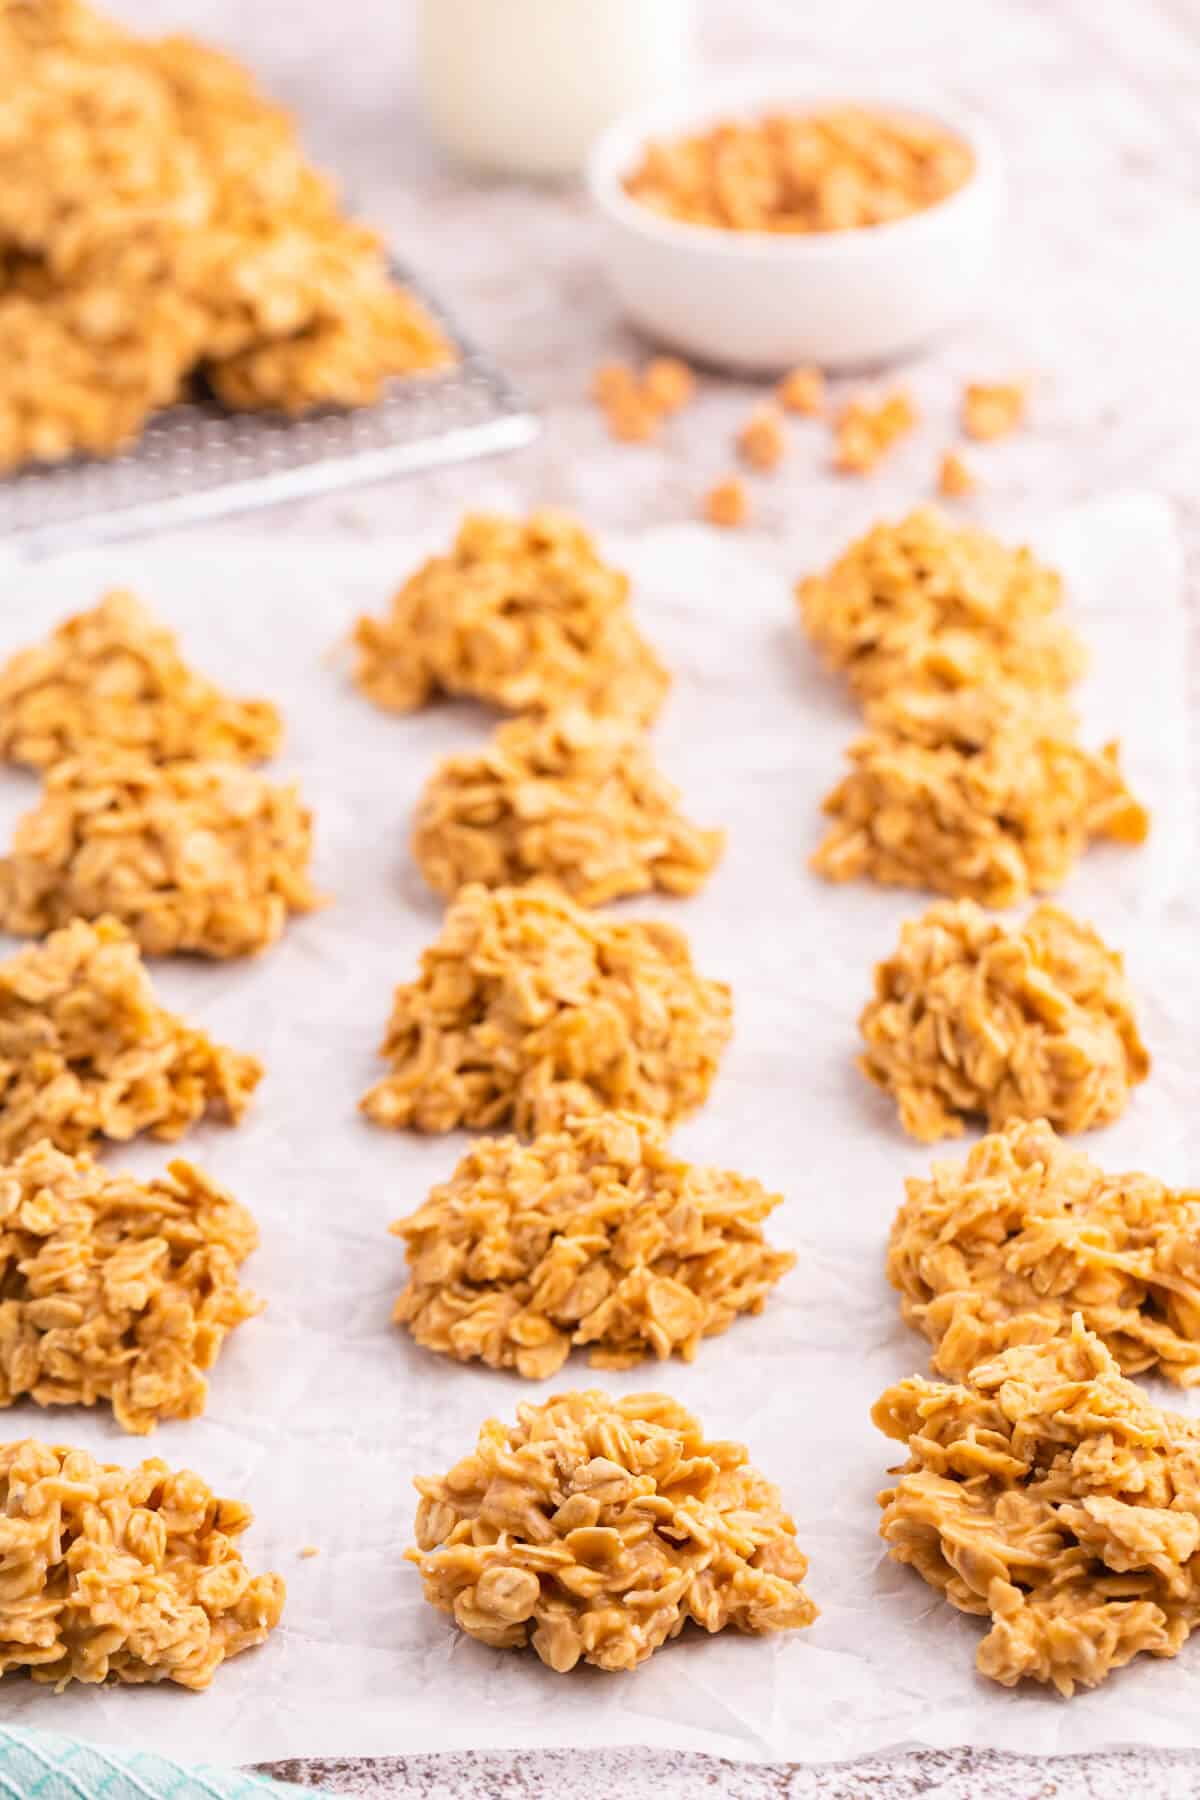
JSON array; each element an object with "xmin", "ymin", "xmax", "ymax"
[{"xmin": 703, "ymin": 476, "xmax": 749, "ymax": 527}]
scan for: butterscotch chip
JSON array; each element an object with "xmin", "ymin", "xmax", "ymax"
[
  {"xmin": 0, "ymin": 1139, "xmax": 262, "ymax": 1433},
  {"xmin": 353, "ymin": 510, "xmax": 669, "ymax": 726},
  {"xmin": 392, "ymin": 1111, "xmax": 793, "ymax": 1379},
  {"xmin": 603, "ymin": 390, "xmax": 659, "ymax": 443},
  {"xmin": 361, "ymin": 883, "xmax": 732, "ymax": 1136},
  {"xmin": 0, "ymin": 591, "xmax": 281, "ymax": 772},
  {"xmin": 642, "ymin": 356, "xmax": 694, "ymax": 414},
  {"xmin": 737, "ymin": 405, "xmax": 788, "ymax": 471},
  {"xmin": 413, "ymin": 709, "xmax": 723, "ymax": 906},
  {"xmin": 859, "ymin": 900, "xmax": 1148, "ymax": 1142},
  {"xmin": 874, "ymin": 1318, "xmax": 1200, "ymax": 1694},
  {"xmin": 813, "ymin": 686, "xmax": 1148, "ymax": 906},
  {"xmin": 937, "ymin": 449, "xmax": 976, "ymax": 497},
  {"xmin": 408, "ymin": 1389, "xmax": 817, "ymax": 1672},
  {"xmin": 0, "ymin": 1436, "xmax": 283, "ymax": 1686},
  {"xmin": 703, "ymin": 476, "xmax": 749, "ymax": 527},
  {"xmin": 0, "ymin": 916, "xmax": 262, "ymax": 1160},
  {"xmin": 797, "ymin": 508, "xmax": 1086, "ymax": 702},
  {"xmin": 962, "ymin": 380, "xmax": 1026, "ymax": 442},
  {"xmin": 623, "ymin": 106, "xmax": 973, "ymax": 234},
  {"xmin": 591, "ymin": 362, "xmax": 637, "ymax": 407},
  {"xmin": 778, "ymin": 366, "xmax": 825, "ymax": 415},
  {"xmin": 888, "ymin": 1120, "xmax": 1200, "ymax": 1387},
  {"xmin": 0, "ymin": 753, "xmax": 321, "ymax": 958},
  {"xmin": 832, "ymin": 390, "xmax": 915, "ymax": 474}
]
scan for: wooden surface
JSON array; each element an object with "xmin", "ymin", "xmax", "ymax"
[{"xmin": 113, "ymin": 0, "xmax": 1200, "ymax": 1790}]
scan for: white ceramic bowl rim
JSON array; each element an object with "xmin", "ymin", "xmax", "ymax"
[{"xmin": 587, "ymin": 80, "xmax": 1001, "ymax": 260}]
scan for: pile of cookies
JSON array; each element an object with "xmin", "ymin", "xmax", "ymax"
[{"xmin": 0, "ymin": 0, "xmax": 450, "ymax": 471}]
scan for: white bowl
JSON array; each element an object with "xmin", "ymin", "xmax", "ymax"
[{"xmin": 586, "ymin": 85, "xmax": 1003, "ymax": 373}]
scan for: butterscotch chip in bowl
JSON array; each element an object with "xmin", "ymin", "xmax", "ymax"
[
  {"xmin": 0, "ymin": 1139, "xmax": 262, "ymax": 1434},
  {"xmin": 812, "ymin": 685, "xmax": 1148, "ymax": 907},
  {"xmin": 796, "ymin": 508, "xmax": 1085, "ymax": 702},
  {"xmin": 353, "ymin": 510, "xmax": 669, "ymax": 726},
  {"xmin": 391, "ymin": 1110, "xmax": 793, "ymax": 1378},
  {"xmin": 858, "ymin": 900, "xmax": 1148, "ymax": 1142},
  {"xmin": 0, "ymin": 591, "xmax": 282, "ymax": 772},
  {"xmin": 0, "ymin": 915, "xmax": 262, "ymax": 1160},
  {"xmin": 874, "ymin": 1317, "xmax": 1200, "ymax": 1694},
  {"xmin": 0, "ymin": 1436, "xmax": 283, "ymax": 1686},
  {"xmin": 408, "ymin": 1388, "xmax": 817, "ymax": 1671},
  {"xmin": 412, "ymin": 708, "xmax": 724, "ymax": 906},
  {"xmin": 361, "ymin": 883, "xmax": 732, "ymax": 1135},
  {"xmin": 0, "ymin": 752, "xmax": 321, "ymax": 958},
  {"xmin": 887, "ymin": 1119, "xmax": 1200, "ymax": 1386}
]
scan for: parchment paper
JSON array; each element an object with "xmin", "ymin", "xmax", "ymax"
[{"xmin": 0, "ymin": 493, "xmax": 1193, "ymax": 1766}]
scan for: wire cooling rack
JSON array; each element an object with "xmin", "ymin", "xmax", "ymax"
[{"xmin": 0, "ymin": 264, "xmax": 538, "ymax": 559}]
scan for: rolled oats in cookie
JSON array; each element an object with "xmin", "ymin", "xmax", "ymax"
[
  {"xmin": 408, "ymin": 1389, "xmax": 817, "ymax": 1672},
  {"xmin": 412, "ymin": 709, "xmax": 724, "ymax": 906},
  {"xmin": 887, "ymin": 1119, "xmax": 1200, "ymax": 1386},
  {"xmin": 0, "ymin": 590, "xmax": 281, "ymax": 771},
  {"xmin": 859, "ymin": 900, "xmax": 1148, "ymax": 1142},
  {"xmin": 0, "ymin": 1140, "xmax": 262, "ymax": 1434},
  {"xmin": 0, "ymin": 1435, "xmax": 283, "ymax": 1686},
  {"xmin": 352, "ymin": 510, "xmax": 669, "ymax": 725},
  {"xmin": 361, "ymin": 883, "xmax": 732, "ymax": 1136},
  {"xmin": 796, "ymin": 508, "xmax": 1085, "ymax": 703},
  {"xmin": 0, "ymin": 752, "xmax": 321, "ymax": 958},
  {"xmin": 874, "ymin": 1317, "xmax": 1200, "ymax": 1694},
  {"xmin": 0, "ymin": 916, "xmax": 262, "ymax": 1160},
  {"xmin": 812, "ymin": 685, "xmax": 1148, "ymax": 907},
  {"xmin": 391, "ymin": 1110, "xmax": 794, "ymax": 1378}
]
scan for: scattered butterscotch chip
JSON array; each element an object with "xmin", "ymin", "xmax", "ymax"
[
  {"xmin": 859, "ymin": 901, "xmax": 1148, "ymax": 1143},
  {"xmin": 962, "ymin": 380, "xmax": 1026, "ymax": 442},
  {"xmin": 0, "ymin": 915, "xmax": 262, "ymax": 1160},
  {"xmin": 642, "ymin": 355, "xmax": 694, "ymax": 414},
  {"xmin": 412, "ymin": 708, "xmax": 724, "ymax": 906},
  {"xmin": 812, "ymin": 685, "xmax": 1148, "ymax": 907},
  {"xmin": 0, "ymin": 752, "xmax": 321, "ymax": 958},
  {"xmin": 0, "ymin": 591, "xmax": 281, "ymax": 772},
  {"xmin": 736, "ymin": 405, "xmax": 788, "ymax": 471},
  {"xmin": 875, "ymin": 1317, "xmax": 1200, "ymax": 1694},
  {"xmin": 937, "ymin": 449, "xmax": 976, "ymax": 497},
  {"xmin": 392, "ymin": 1110, "xmax": 793, "ymax": 1379},
  {"xmin": 299, "ymin": 1546, "xmax": 320, "ymax": 1560},
  {"xmin": 408, "ymin": 1389, "xmax": 817, "ymax": 1672},
  {"xmin": 778, "ymin": 366, "xmax": 825, "ymax": 415},
  {"xmin": 0, "ymin": 1437, "xmax": 283, "ymax": 1686},
  {"xmin": 591, "ymin": 362, "xmax": 636, "ymax": 407},
  {"xmin": 888, "ymin": 1120, "xmax": 1200, "ymax": 1387},
  {"xmin": 796, "ymin": 508, "xmax": 1086, "ymax": 702},
  {"xmin": 623, "ymin": 106, "xmax": 973, "ymax": 234},
  {"xmin": 0, "ymin": 4, "xmax": 451, "ymax": 471},
  {"xmin": 832, "ymin": 388, "xmax": 917, "ymax": 475},
  {"xmin": 703, "ymin": 476, "xmax": 749, "ymax": 527},
  {"xmin": 605, "ymin": 389, "xmax": 660, "ymax": 443},
  {"xmin": 361, "ymin": 883, "xmax": 732, "ymax": 1136},
  {"xmin": 0, "ymin": 1139, "xmax": 262, "ymax": 1433},
  {"xmin": 353, "ymin": 510, "xmax": 669, "ymax": 726}
]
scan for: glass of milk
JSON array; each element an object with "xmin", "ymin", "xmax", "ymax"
[{"xmin": 417, "ymin": 0, "xmax": 695, "ymax": 179}]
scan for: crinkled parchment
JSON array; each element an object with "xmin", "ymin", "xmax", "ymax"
[{"xmin": 0, "ymin": 495, "xmax": 1190, "ymax": 1766}]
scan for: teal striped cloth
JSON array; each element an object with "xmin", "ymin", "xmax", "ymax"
[{"xmin": 0, "ymin": 1724, "xmax": 327, "ymax": 1798}]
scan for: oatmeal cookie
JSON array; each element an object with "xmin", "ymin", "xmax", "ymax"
[
  {"xmin": 0, "ymin": 1139, "xmax": 262, "ymax": 1433},
  {"xmin": 0, "ymin": 1435, "xmax": 283, "ymax": 1686},
  {"xmin": 796, "ymin": 508, "xmax": 1085, "ymax": 703},
  {"xmin": 0, "ymin": 916, "xmax": 261, "ymax": 1160},
  {"xmin": 352, "ymin": 511, "xmax": 669, "ymax": 725},
  {"xmin": 412, "ymin": 709, "xmax": 724, "ymax": 905},
  {"xmin": 0, "ymin": 591, "xmax": 281, "ymax": 771},
  {"xmin": 858, "ymin": 900, "xmax": 1148, "ymax": 1141},
  {"xmin": 408, "ymin": 1388, "xmax": 817, "ymax": 1672},
  {"xmin": 874, "ymin": 1317, "xmax": 1200, "ymax": 1693},
  {"xmin": 812, "ymin": 686, "xmax": 1147, "ymax": 906},
  {"xmin": 887, "ymin": 1119, "xmax": 1200, "ymax": 1386},
  {"xmin": 0, "ymin": 753, "xmax": 320, "ymax": 958},
  {"xmin": 361, "ymin": 883, "xmax": 732, "ymax": 1135},
  {"xmin": 392, "ymin": 1110, "xmax": 793, "ymax": 1378}
]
